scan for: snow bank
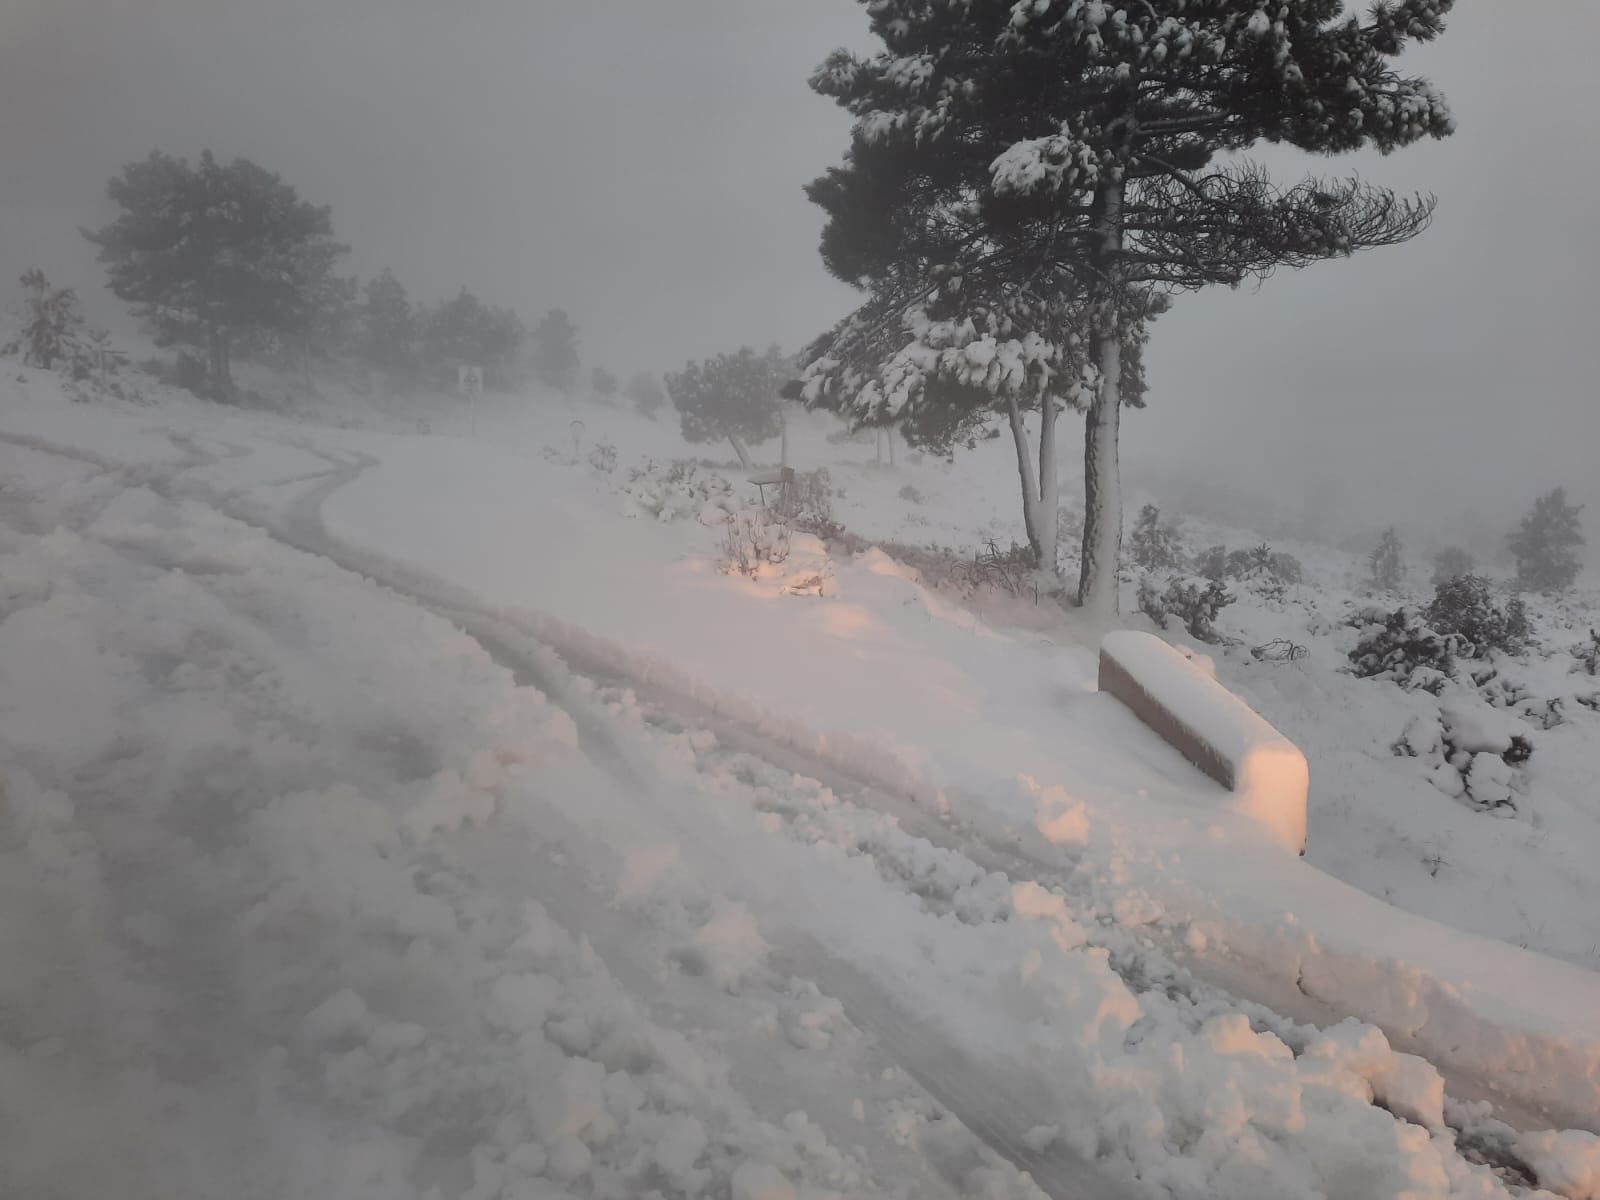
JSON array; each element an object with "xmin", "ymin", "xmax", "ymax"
[
  {"xmin": 1517, "ymin": 1129, "xmax": 1600, "ymax": 1200},
  {"xmin": 1099, "ymin": 631, "xmax": 1308, "ymax": 855}
]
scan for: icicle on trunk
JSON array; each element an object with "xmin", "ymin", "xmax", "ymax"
[
  {"xmin": 1006, "ymin": 394, "xmax": 1043, "ymax": 565},
  {"xmin": 728, "ymin": 433, "xmax": 753, "ymax": 470},
  {"xmin": 1079, "ymin": 332, "xmax": 1123, "ymax": 614}
]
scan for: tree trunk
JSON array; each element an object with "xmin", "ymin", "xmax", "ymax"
[
  {"xmin": 1037, "ymin": 395, "xmax": 1060, "ymax": 577},
  {"xmin": 1078, "ymin": 178, "xmax": 1127, "ymax": 615},
  {"xmin": 887, "ymin": 426, "xmax": 897, "ymax": 466},
  {"xmin": 1078, "ymin": 355, "xmax": 1122, "ymax": 614},
  {"xmin": 728, "ymin": 433, "xmax": 753, "ymax": 470},
  {"xmin": 1006, "ymin": 394, "xmax": 1042, "ymax": 564}
]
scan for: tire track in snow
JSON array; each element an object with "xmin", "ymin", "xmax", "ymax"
[
  {"xmin": 291, "ymin": 487, "xmax": 1129, "ymax": 1198},
  {"xmin": 2, "ymin": 433, "xmax": 1124, "ymax": 1198},
  {"xmin": 0, "ymin": 448, "xmax": 992, "ymax": 1200},
  {"xmin": 200, "ymin": 439, "xmax": 1135, "ymax": 1196}
]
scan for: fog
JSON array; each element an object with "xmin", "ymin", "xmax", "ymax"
[{"xmin": 2, "ymin": 0, "xmax": 1595, "ymax": 548}]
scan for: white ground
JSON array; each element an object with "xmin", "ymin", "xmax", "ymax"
[{"xmin": 3, "ymin": 358, "xmax": 1599, "ymax": 1200}]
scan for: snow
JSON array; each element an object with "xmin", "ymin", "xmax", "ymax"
[
  {"xmin": 731, "ymin": 1161, "xmax": 801, "ymax": 1200},
  {"xmin": 1100, "ymin": 630, "xmax": 1310, "ymax": 855},
  {"xmin": 1516, "ymin": 1129, "xmax": 1600, "ymax": 1200},
  {"xmin": 301, "ymin": 988, "xmax": 372, "ymax": 1043},
  {"xmin": 691, "ymin": 902, "xmax": 770, "ymax": 993},
  {"xmin": 1439, "ymin": 702, "xmax": 1520, "ymax": 755},
  {"xmin": 3, "ymin": 356, "xmax": 1600, "ymax": 1198}
]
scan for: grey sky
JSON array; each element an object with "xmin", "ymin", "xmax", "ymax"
[{"xmin": 2, "ymin": 1, "xmax": 1596, "ymax": 546}]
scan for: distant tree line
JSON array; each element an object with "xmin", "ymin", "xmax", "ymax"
[{"xmin": 74, "ymin": 148, "xmax": 592, "ymax": 399}]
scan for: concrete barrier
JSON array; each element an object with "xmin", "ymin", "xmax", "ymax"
[{"xmin": 1099, "ymin": 631, "xmax": 1308, "ymax": 855}]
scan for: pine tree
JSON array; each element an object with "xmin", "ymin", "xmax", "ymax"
[
  {"xmin": 361, "ymin": 268, "xmax": 416, "ymax": 373},
  {"xmin": 82, "ymin": 150, "xmax": 348, "ymax": 398},
  {"xmin": 591, "ymin": 366, "xmax": 619, "ymax": 399},
  {"xmin": 15, "ymin": 270, "xmax": 86, "ymax": 372},
  {"xmin": 530, "ymin": 309, "xmax": 580, "ymax": 391},
  {"xmin": 1509, "ymin": 488, "xmax": 1584, "ymax": 593},
  {"xmin": 666, "ymin": 345, "xmax": 788, "ymax": 469},
  {"xmin": 1370, "ymin": 527, "xmax": 1406, "ymax": 592},
  {"xmin": 796, "ymin": 0, "xmax": 1452, "ymax": 611},
  {"xmin": 627, "ymin": 371, "xmax": 667, "ymax": 419},
  {"xmin": 1129, "ymin": 504, "xmax": 1184, "ymax": 571}
]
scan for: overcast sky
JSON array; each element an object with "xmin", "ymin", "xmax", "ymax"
[{"xmin": 2, "ymin": 1, "xmax": 1596, "ymax": 546}]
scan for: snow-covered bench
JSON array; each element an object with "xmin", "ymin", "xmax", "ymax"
[
  {"xmin": 748, "ymin": 466, "xmax": 795, "ymax": 511},
  {"xmin": 1098, "ymin": 631, "xmax": 1308, "ymax": 855}
]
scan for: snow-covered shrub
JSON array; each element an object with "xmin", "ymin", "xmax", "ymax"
[
  {"xmin": 788, "ymin": 468, "xmax": 843, "ymax": 541},
  {"xmin": 587, "ymin": 440, "xmax": 617, "ymax": 474},
  {"xmin": 1506, "ymin": 597, "xmax": 1532, "ymax": 653},
  {"xmin": 8, "ymin": 269, "xmax": 84, "ymax": 372},
  {"xmin": 1138, "ymin": 575, "xmax": 1233, "ymax": 643},
  {"xmin": 1268, "ymin": 551, "xmax": 1303, "ymax": 586},
  {"xmin": 1431, "ymin": 546, "xmax": 1475, "ymax": 587},
  {"xmin": 1393, "ymin": 704, "xmax": 1535, "ymax": 812},
  {"xmin": 3, "ymin": 269, "xmax": 123, "ymax": 399},
  {"xmin": 1572, "ymin": 629, "xmax": 1600, "ymax": 677},
  {"xmin": 1466, "ymin": 665, "xmax": 1568, "ymax": 730},
  {"xmin": 1347, "ymin": 608, "xmax": 1458, "ymax": 693},
  {"xmin": 1211, "ymin": 542, "xmax": 1302, "ymax": 598},
  {"xmin": 1129, "ymin": 504, "xmax": 1185, "ymax": 571},
  {"xmin": 1368, "ymin": 527, "xmax": 1406, "ymax": 592},
  {"xmin": 897, "ymin": 483, "xmax": 925, "ymax": 505},
  {"xmin": 720, "ymin": 511, "xmax": 790, "ymax": 577},
  {"xmin": 622, "ymin": 459, "xmax": 738, "ymax": 524},
  {"xmin": 1424, "ymin": 575, "xmax": 1530, "ymax": 660},
  {"xmin": 1195, "ymin": 544, "xmax": 1228, "ymax": 582},
  {"xmin": 964, "ymin": 539, "xmax": 1040, "ymax": 598}
]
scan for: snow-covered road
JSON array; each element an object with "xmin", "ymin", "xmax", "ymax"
[
  {"xmin": 2, "ymin": 439, "xmax": 1053, "ymax": 1200},
  {"xmin": 3, "ymin": 414, "xmax": 1598, "ymax": 1200}
]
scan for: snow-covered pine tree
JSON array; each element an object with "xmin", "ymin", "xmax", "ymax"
[
  {"xmin": 530, "ymin": 309, "xmax": 580, "ymax": 391},
  {"xmin": 83, "ymin": 150, "xmax": 348, "ymax": 398},
  {"xmin": 1129, "ymin": 504, "xmax": 1184, "ymax": 570},
  {"xmin": 15, "ymin": 270, "xmax": 86, "ymax": 372},
  {"xmin": 1370, "ymin": 527, "xmax": 1406, "ymax": 592},
  {"xmin": 1509, "ymin": 488, "xmax": 1584, "ymax": 593},
  {"xmin": 666, "ymin": 346, "xmax": 788, "ymax": 469},
  {"xmin": 797, "ymin": 0, "xmax": 1453, "ymax": 612}
]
